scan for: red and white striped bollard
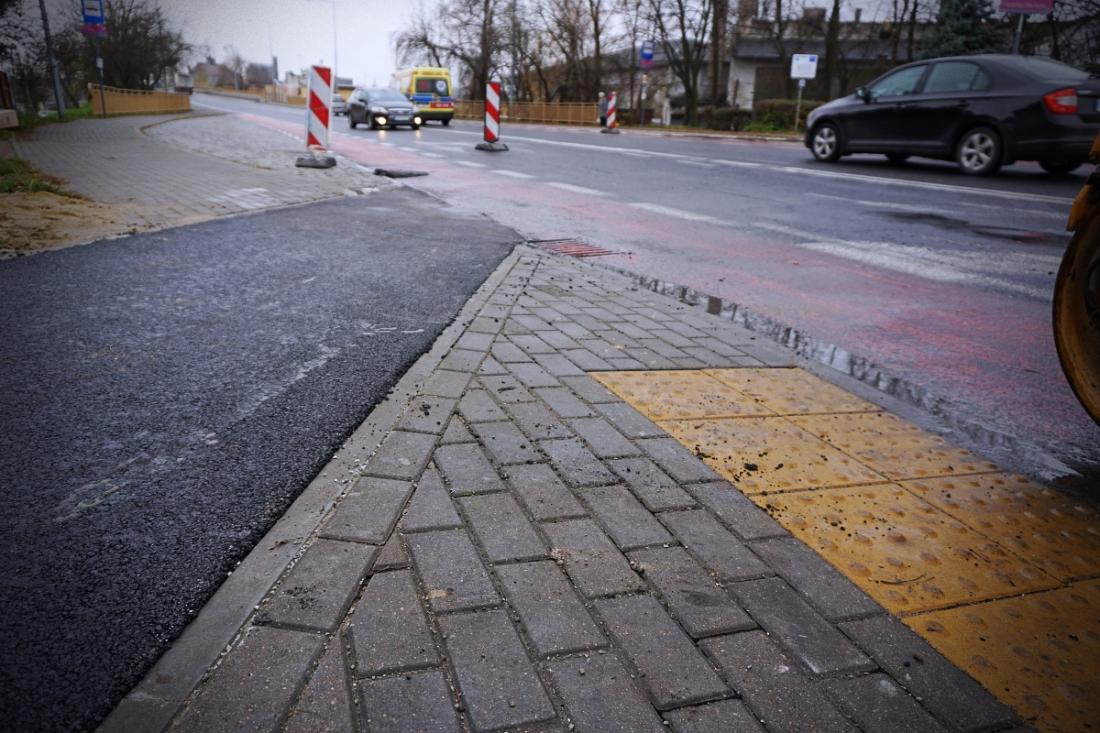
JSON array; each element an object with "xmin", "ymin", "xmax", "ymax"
[
  {"xmin": 475, "ymin": 80, "xmax": 509, "ymax": 151},
  {"xmin": 296, "ymin": 64, "xmax": 336, "ymax": 167},
  {"xmin": 601, "ymin": 90, "xmax": 620, "ymax": 134}
]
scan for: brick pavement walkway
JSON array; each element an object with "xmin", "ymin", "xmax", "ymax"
[
  {"xmin": 109, "ymin": 247, "xmax": 1029, "ymax": 733},
  {"xmin": 13, "ymin": 113, "xmax": 382, "ymax": 233}
]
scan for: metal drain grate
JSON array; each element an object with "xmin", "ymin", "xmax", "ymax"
[{"xmin": 528, "ymin": 239, "xmax": 627, "ymax": 258}]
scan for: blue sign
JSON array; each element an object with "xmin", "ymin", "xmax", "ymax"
[
  {"xmin": 640, "ymin": 40, "xmax": 655, "ymax": 69},
  {"xmin": 82, "ymin": 0, "xmax": 107, "ymax": 37}
]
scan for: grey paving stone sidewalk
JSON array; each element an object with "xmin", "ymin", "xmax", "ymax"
[
  {"xmin": 14, "ymin": 113, "xmax": 383, "ymax": 233},
  {"xmin": 131, "ymin": 248, "xmax": 1023, "ymax": 733}
]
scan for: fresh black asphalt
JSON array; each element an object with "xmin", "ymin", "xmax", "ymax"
[{"xmin": 0, "ymin": 188, "xmax": 516, "ymax": 731}]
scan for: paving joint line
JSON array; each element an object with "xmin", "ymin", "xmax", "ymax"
[{"xmin": 101, "ymin": 247, "xmax": 526, "ymax": 733}]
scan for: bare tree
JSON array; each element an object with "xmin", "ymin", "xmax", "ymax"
[
  {"xmin": 612, "ymin": 0, "xmax": 649, "ymax": 117},
  {"xmin": 223, "ymin": 46, "xmax": 244, "ymax": 90},
  {"xmin": 394, "ymin": 0, "xmax": 502, "ymax": 98},
  {"xmin": 648, "ymin": 0, "xmax": 712, "ymax": 124},
  {"xmin": 89, "ymin": 0, "xmax": 190, "ymax": 90},
  {"xmin": 585, "ymin": 0, "xmax": 611, "ymax": 96}
]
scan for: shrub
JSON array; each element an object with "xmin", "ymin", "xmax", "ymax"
[
  {"xmin": 703, "ymin": 107, "xmax": 753, "ymax": 131},
  {"xmin": 753, "ymin": 98, "xmax": 824, "ymax": 130}
]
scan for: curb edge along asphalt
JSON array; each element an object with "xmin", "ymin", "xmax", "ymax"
[
  {"xmin": 99, "ymin": 246, "xmax": 525, "ymax": 733},
  {"xmin": 598, "ymin": 262, "xmax": 1093, "ymax": 488}
]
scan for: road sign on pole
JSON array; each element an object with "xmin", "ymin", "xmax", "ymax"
[
  {"xmin": 999, "ymin": 0, "xmax": 1052, "ymax": 11},
  {"xmin": 790, "ymin": 54, "xmax": 818, "ymax": 80},
  {"xmin": 790, "ymin": 55, "xmax": 817, "ymax": 133},
  {"xmin": 640, "ymin": 40, "xmax": 655, "ymax": 70},
  {"xmin": 81, "ymin": 0, "xmax": 107, "ymax": 36}
]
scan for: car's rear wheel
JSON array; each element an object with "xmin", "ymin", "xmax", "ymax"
[
  {"xmin": 1040, "ymin": 160, "xmax": 1082, "ymax": 176},
  {"xmin": 810, "ymin": 123, "xmax": 841, "ymax": 162},
  {"xmin": 886, "ymin": 153, "xmax": 910, "ymax": 164},
  {"xmin": 442, "ymin": 118, "xmax": 451, "ymax": 127},
  {"xmin": 956, "ymin": 127, "xmax": 1001, "ymax": 176},
  {"xmin": 348, "ymin": 114, "xmax": 357, "ymax": 129}
]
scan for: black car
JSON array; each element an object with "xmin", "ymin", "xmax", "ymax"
[
  {"xmin": 805, "ymin": 54, "xmax": 1099, "ymax": 175},
  {"xmin": 348, "ymin": 88, "xmax": 422, "ymax": 130}
]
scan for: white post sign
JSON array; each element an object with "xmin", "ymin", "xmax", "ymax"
[
  {"xmin": 790, "ymin": 54, "xmax": 818, "ymax": 80},
  {"xmin": 790, "ymin": 55, "xmax": 818, "ymax": 133}
]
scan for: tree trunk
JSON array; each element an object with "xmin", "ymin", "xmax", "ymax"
[
  {"xmin": 906, "ymin": 0, "xmax": 918, "ymax": 61},
  {"xmin": 1048, "ymin": 11, "xmax": 1061, "ymax": 59},
  {"xmin": 824, "ymin": 0, "xmax": 841, "ymax": 99},
  {"xmin": 710, "ymin": 0, "xmax": 727, "ymax": 105}
]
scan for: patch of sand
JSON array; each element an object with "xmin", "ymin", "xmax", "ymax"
[{"xmin": 0, "ymin": 191, "xmax": 148, "ymax": 257}]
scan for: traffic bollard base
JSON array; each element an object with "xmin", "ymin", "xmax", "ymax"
[
  {"xmin": 475, "ymin": 141, "xmax": 510, "ymax": 152},
  {"xmin": 295, "ymin": 154, "xmax": 337, "ymax": 169}
]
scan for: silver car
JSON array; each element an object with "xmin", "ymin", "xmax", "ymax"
[{"xmin": 331, "ymin": 93, "xmax": 348, "ymax": 116}]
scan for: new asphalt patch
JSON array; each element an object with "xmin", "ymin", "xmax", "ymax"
[{"xmin": 0, "ymin": 188, "xmax": 516, "ymax": 731}]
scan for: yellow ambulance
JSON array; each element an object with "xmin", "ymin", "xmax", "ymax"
[{"xmin": 392, "ymin": 67, "xmax": 454, "ymax": 126}]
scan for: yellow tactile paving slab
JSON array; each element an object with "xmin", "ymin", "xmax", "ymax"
[
  {"xmin": 790, "ymin": 411, "xmax": 1001, "ymax": 480},
  {"xmin": 704, "ymin": 367, "xmax": 880, "ymax": 415},
  {"xmin": 596, "ymin": 367, "xmax": 1100, "ymax": 732},
  {"xmin": 656, "ymin": 417, "xmax": 886, "ymax": 494},
  {"xmin": 903, "ymin": 473, "xmax": 1100, "ymax": 583},
  {"xmin": 590, "ymin": 370, "xmax": 773, "ymax": 420},
  {"xmin": 907, "ymin": 580, "xmax": 1100, "ymax": 733},
  {"xmin": 758, "ymin": 484, "xmax": 1059, "ymax": 614}
]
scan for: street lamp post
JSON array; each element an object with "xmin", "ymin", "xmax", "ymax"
[{"xmin": 37, "ymin": 0, "xmax": 66, "ymax": 120}]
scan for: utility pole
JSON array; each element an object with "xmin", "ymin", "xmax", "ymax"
[{"xmin": 37, "ymin": 0, "xmax": 66, "ymax": 120}]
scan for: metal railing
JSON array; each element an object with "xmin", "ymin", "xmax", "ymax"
[
  {"xmin": 88, "ymin": 84, "xmax": 191, "ymax": 115},
  {"xmin": 454, "ymin": 100, "xmax": 599, "ymax": 126}
]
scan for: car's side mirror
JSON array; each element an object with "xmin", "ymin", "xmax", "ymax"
[{"xmin": 855, "ymin": 87, "xmax": 870, "ymax": 102}]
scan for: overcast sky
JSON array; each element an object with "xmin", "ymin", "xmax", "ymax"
[
  {"xmin": 161, "ymin": 0, "xmax": 425, "ymax": 87},
  {"xmin": 45, "ymin": 0, "xmax": 892, "ymax": 87}
]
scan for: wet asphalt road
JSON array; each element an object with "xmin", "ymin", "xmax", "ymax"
[
  {"xmin": 192, "ymin": 94, "xmax": 1099, "ymax": 481},
  {"xmin": 0, "ymin": 189, "xmax": 516, "ymax": 731}
]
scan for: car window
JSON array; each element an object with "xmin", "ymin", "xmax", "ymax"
[
  {"xmin": 371, "ymin": 92, "xmax": 409, "ymax": 104},
  {"xmin": 868, "ymin": 65, "xmax": 926, "ymax": 99},
  {"xmin": 923, "ymin": 62, "xmax": 992, "ymax": 93},
  {"xmin": 415, "ymin": 78, "xmax": 450, "ymax": 96},
  {"xmin": 1000, "ymin": 56, "xmax": 1089, "ymax": 82}
]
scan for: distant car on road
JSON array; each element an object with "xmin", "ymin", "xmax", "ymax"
[
  {"xmin": 347, "ymin": 88, "xmax": 422, "ymax": 130},
  {"xmin": 805, "ymin": 54, "xmax": 1100, "ymax": 176},
  {"xmin": 331, "ymin": 93, "xmax": 347, "ymax": 116}
]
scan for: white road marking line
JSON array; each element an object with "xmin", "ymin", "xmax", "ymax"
[
  {"xmin": 398, "ymin": 146, "xmax": 417, "ymax": 152},
  {"xmin": 676, "ymin": 159, "xmax": 716, "ymax": 168},
  {"xmin": 773, "ymin": 164, "xmax": 1070, "ymax": 204},
  {"xmin": 441, "ymin": 128, "xmax": 1070, "ymax": 205},
  {"xmin": 420, "ymin": 152, "xmax": 445, "ymax": 158},
  {"xmin": 630, "ymin": 202, "xmax": 722, "ymax": 223},
  {"xmin": 454, "ymin": 160, "xmax": 486, "ymax": 168},
  {"xmin": 546, "ymin": 182, "xmax": 609, "ymax": 197},
  {"xmin": 753, "ymin": 221, "xmax": 1058, "ymax": 300},
  {"xmin": 492, "ymin": 170, "xmax": 536, "ymax": 179},
  {"xmin": 807, "ymin": 192, "xmax": 1064, "ymax": 220},
  {"xmin": 800, "ymin": 241, "xmax": 1054, "ymax": 300}
]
